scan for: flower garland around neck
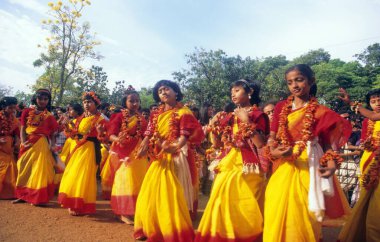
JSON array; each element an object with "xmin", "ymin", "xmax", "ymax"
[
  {"xmin": 0, "ymin": 110, "xmax": 13, "ymax": 136},
  {"xmin": 148, "ymin": 102, "xmax": 182, "ymax": 158},
  {"xmin": 27, "ymin": 106, "xmax": 48, "ymax": 127},
  {"xmin": 361, "ymin": 120, "xmax": 380, "ymax": 190},
  {"xmin": 118, "ymin": 109, "xmax": 143, "ymax": 144},
  {"xmin": 275, "ymin": 95, "xmax": 318, "ymax": 162},
  {"xmin": 64, "ymin": 111, "xmax": 101, "ymax": 146},
  {"xmin": 209, "ymin": 105, "xmax": 258, "ymax": 149}
]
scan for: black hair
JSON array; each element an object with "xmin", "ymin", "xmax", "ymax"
[
  {"xmin": 0, "ymin": 96, "xmax": 18, "ymax": 110},
  {"xmin": 152, "ymin": 80, "xmax": 183, "ymax": 103},
  {"xmin": 223, "ymin": 101, "xmax": 236, "ymax": 113},
  {"xmin": 68, "ymin": 103, "xmax": 84, "ymax": 116},
  {"xmin": 199, "ymin": 102, "xmax": 213, "ymax": 125},
  {"xmin": 190, "ymin": 106, "xmax": 200, "ymax": 120},
  {"xmin": 285, "ymin": 64, "xmax": 317, "ymax": 97},
  {"xmin": 260, "ymin": 99, "xmax": 277, "ymax": 110},
  {"xmin": 121, "ymin": 89, "xmax": 140, "ymax": 108},
  {"xmin": 31, "ymin": 88, "xmax": 52, "ymax": 111},
  {"xmin": 366, "ymin": 88, "xmax": 380, "ymax": 108},
  {"xmin": 230, "ymin": 79, "xmax": 261, "ymax": 105}
]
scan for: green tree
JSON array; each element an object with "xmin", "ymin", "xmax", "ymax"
[
  {"xmin": 34, "ymin": 0, "xmax": 101, "ymax": 106},
  {"xmin": 74, "ymin": 65, "xmax": 110, "ymax": 103}
]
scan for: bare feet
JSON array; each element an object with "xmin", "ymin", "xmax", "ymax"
[
  {"xmin": 135, "ymin": 235, "xmax": 147, "ymax": 241},
  {"xmin": 68, "ymin": 208, "xmax": 79, "ymax": 216},
  {"xmin": 11, "ymin": 198, "xmax": 26, "ymax": 204},
  {"xmin": 120, "ymin": 215, "xmax": 134, "ymax": 225}
]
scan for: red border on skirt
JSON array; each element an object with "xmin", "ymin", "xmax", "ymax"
[
  {"xmin": 15, "ymin": 184, "xmax": 55, "ymax": 204},
  {"xmin": 110, "ymin": 194, "xmax": 137, "ymax": 216},
  {"xmin": 57, "ymin": 193, "xmax": 96, "ymax": 214},
  {"xmin": 134, "ymin": 227, "xmax": 194, "ymax": 242},
  {"xmin": 194, "ymin": 232, "xmax": 261, "ymax": 242}
]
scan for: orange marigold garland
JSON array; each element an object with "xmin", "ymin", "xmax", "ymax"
[
  {"xmin": 210, "ymin": 106, "xmax": 258, "ymax": 150},
  {"xmin": 118, "ymin": 109, "xmax": 143, "ymax": 144},
  {"xmin": 0, "ymin": 110, "xmax": 13, "ymax": 136},
  {"xmin": 319, "ymin": 150, "xmax": 344, "ymax": 168},
  {"xmin": 360, "ymin": 120, "xmax": 380, "ymax": 190},
  {"xmin": 275, "ymin": 95, "xmax": 318, "ymax": 162},
  {"xmin": 27, "ymin": 107, "xmax": 48, "ymax": 127},
  {"xmin": 209, "ymin": 106, "xmax": 260, "ymax": 173},
  {"xmin": 361, "ymin": 157, "xmax": 380, "ymax": 190},
  {"xmin": 64, "ymin": 112, "xmax": 102, "ymax": 146},
  {"xmin": 147, "ymin": 102, "xmax": 183, "ymax": 159}
]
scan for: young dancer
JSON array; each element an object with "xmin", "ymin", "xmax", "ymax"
[
  {"xmin": 134, "ymin": 80, "xmax": 204, "ymax": 241},
  {"xmin": 0, "ymin": 97, "xmax": 19, "ymax": 199},
  {"xmin": 14, "ymin": 89, "xmax": 59, "ymax": 205},
  {"xmin": 58, "ymin": 92, "xmax": 106, "ymax": 215},
  {"xmin": 195, "ymin": 79, "xmax": 269, "ymax": 241},
  {"xmin": 263, "ymin": 64, "xmax": 351, "ymax": 242}
]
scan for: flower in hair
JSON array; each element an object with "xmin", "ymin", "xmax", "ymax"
[{"xmin": 82, "ymin": 91, "xmax": 101, "ymax": 105}]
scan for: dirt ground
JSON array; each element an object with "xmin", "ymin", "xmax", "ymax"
[{"xmin": 0, "ymin": 187, "xmax": 341, "ymax": 242}]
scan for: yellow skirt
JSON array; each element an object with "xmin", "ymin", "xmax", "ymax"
[
  {"xmin": 338, "ymin": 153, "xmax": 380, "ymax": 242},
  {"xmin": 0, "ymin": 136, "xmax": 17, "ymax": 199},
  {"xmin": 110, "ymin": 153, "xmax": 148, "ymax": 216},
  {"xmin": 58, "ymin": 141, "xmax": 98, "ymax": 214},
  {"xmin": 264, "ymin": 152, "xmax": 321, "ymax": 242},
  {"xmin": 15, "ymin": 137, "xmax": 55, "ymax": 204},
  {"xmin": 195, "ymin": 148, "xmax": 266, "ymax": 242},
  {"xmin": 101, "ymin": 151, "xmax": 120, "ymax": 200},
  {"xmin": 134, "ymin": 153, "xmax": 194, "ymax": 241},
  {"xmin": 54, "ymin": 137, "xmax": 75, "ymax": 186}
]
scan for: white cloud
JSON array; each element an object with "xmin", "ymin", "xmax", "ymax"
[{"xmin": 8, "ymin": 0, "xmax": 46, "ymax": 15}]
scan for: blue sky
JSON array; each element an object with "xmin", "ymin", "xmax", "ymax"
[{"xmin": 1, "ymin": 0, "xmax": 380, "ymax": 95}]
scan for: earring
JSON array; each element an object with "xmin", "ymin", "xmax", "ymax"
[{"xmin": 248, "ymin": 95, "xmax": 251, "ymax": 99}]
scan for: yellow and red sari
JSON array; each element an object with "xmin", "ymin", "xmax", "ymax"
[
  {"xmin": 338, "ymin": 119, "xmax": 380, "ymax": 242},
  {"xmin": 58, "ymin": 113, "xmax": 105, "ymax": 214},
  {"xmin": 0, "ymin": 114, "xmax": 19, "ymax": 199},
  {"xmin": 16, "ymin": 108, "xmax": 59, "ymax": 204},
  {"xmin": 134, "ymin": 104, "xmax": 204, "ymax": 242},
  {"xmin": 195, "ymin": 109, "xmax": 269, "ymax": 242},
  {"xmin": 264, "ymin": 100, "xmax": 351, "ymax": 242},
  {"xmin": 108, "ymin": 111, "xmax": 148, "ymax": 216}
]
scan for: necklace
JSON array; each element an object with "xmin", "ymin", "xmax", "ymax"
[
  {"xmin": 27, "ymin": 107, "xmax": 48, "ymax": 127},
  {"xmin": 361, "ymin": 119, "xmax": 380, "ymax": 190},
  {"xmin": 276, "ymin": 95, "xmax": 318, "ymax": 162},
  {"xmin": 148, "ymin": 102, "xmax": 183, "ymax": 157},
  {"xmin": 118, "ymin": 109, "xmax": 143, "ymax": 144}
]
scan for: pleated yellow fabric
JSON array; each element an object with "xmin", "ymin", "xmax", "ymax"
[
  {"xmin": 338, "ymin": 121, "xmax": 380, "ymax": 242},
  {"xmin": 264, "ymin": 148, "xmax": 321, "ymax": 242},
  {"xmin": 16, "ymin": 137, "xmax": 55, "ymax": 204},
  {"xmin": 54, "ymin": 137, "xmax": 74, "ymax": 186},
  {"xmin": 0, "ymin": 136, "xmax": 17, "ymax": 199},
  {"xmin": 111, "ymin": 152, "xmax": 148, "ymax": 216},
  {"xmin": 58, "ymin": 115, "xmax": 103, "ymax": 214},
  {"xmin": 196, "ymin": 148, "xmax": 266, "ymax": 242},
  {"xmin": 58, "ymin": 141, "xmax": 98, "ymax": 213},
  {"xmin": 134, "ymin": 107, "xmax": 195, "ymax": 242}
]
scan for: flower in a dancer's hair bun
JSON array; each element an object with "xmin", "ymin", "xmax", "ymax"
[
  {"xmin": 82, "ymin": 91, "xmax": 101, "ymax": 105},
  {"xmin": 126, "ymin": 85, "xmax": 135, "ymax": 91}
]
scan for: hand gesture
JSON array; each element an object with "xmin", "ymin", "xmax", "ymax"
[
  {"xmin": 338, "ymin": 88, "xmax": 351, "ymax": 105},
  {"xmin": 271, "ymin": 145, "xmax": 292, "ymax": 159},
  {"xmin": 161, "ymin": 140, "xmax": 179, "ymax": 154},
  {"xmin": 318, "ymin": 160, "xmax": 336, "ymax": 178},
  {"xmin": 136, "ymin": 137, "xmax": 149, "ymax": 158}
]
